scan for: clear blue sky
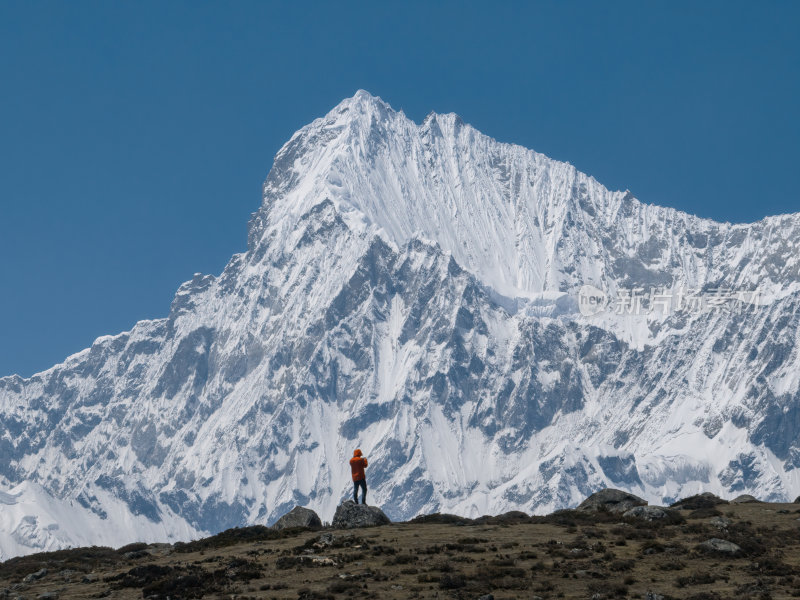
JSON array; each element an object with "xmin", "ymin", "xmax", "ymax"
[{"xmin": 1, "ymin": 1, "xmax": 798, "ymax": 378}]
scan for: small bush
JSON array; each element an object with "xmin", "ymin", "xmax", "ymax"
[
  {"xmin": 676, "ymin": 572, "xmax": 725, "ymax": 587},
  {"xmin": 438, "ymin": 573, "xmax": 466, "ymax": 589},
  {"xmin": 609, "ymin": 559, "xmax": 635, "ymax": 572}
]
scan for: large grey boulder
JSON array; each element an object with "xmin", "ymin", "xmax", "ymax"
[
  {"xmin": 577, "ymin": 489, "xmax": 646, "ymax": 514},
  {"xmin": 697, "ymin": 538, "xmax": 742, "ymax": 555},
  {"xmin": 332, "ymin": 501, "xmax": 390, "ymax": 528},
  {"xmin": 272, "ymin": 506, "xmax": 322, "ymax": 530},
  {"xmin": 622, "ymin": 505, "xmax": 674, "ymax": 521},
  {"xmin": 23, "ymin": 568, "xmax": 48, "ymax": 583}
]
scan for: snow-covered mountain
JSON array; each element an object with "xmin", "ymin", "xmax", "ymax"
[{"xmin": 2, "ymin": 90, "xmax": 799, "ymax": 558}]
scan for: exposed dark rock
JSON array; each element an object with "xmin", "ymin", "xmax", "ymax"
[
  {"xmin": 577, "ymin": 488, "xmax": 646, "ymax": 513},
  {"xmin": 272, "ymin": 506, "xmax": 322, "ymax": 530},
  {"xmin": 332, "ymin": 500, "xmax": 390, "ymax": 528}
]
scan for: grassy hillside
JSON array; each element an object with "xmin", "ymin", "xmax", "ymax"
[{"xmin": 2, "ymin": 498, "xmax": 800, "ymax": 599}]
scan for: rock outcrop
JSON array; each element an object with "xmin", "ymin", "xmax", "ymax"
[
  {"xmin": 272, "ymin": 506, "xmax": 322, "ymax": 530},
  {"xmin": 577, "ymin": 489, "xmax": 646, "ymax": 514},
  {"xmin": 332, "ymin": 501, "xmax": 391, "ymax": 528},
  {"xmin": 697, "ymin": 538, "xmax": 742, "ymax": 555},
  {"xmin": 622, "ymin": 505, "xmax": 677, "ymax": 521}
]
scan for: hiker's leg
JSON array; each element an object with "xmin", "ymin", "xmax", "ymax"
[
  {"xmin": 354, "ymin": 480, "xmax": 365, "ymax": 503},
  {"xmin": 353, "ymin": 481, "xmax": 358, "ymax": 503},
  {"xmin": 361, "ymin": 480, "xmax": 367, "ymax": 505}
]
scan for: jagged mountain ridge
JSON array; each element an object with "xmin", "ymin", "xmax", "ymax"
[{"xmin": 1, "ymin": 91, "xmax": 799, "ymax": 559}]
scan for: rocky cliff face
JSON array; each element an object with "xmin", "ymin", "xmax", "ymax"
[{"xmin": 1, "ymin": 91, "xmax": 799, "ymax": 558}]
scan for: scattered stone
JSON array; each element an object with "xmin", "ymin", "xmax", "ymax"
[
  {"xmin": 577, "ymin": 488, "xmax": 647, "ymax": 514},
  {"xmin": 312, "ymin": 532, "xmax": 335, "ymax": 549},
  {"xmin": 277, "ymin": 554, "xmax": 338, "ymax": 569},
  {"xmin": 22, "ymin": 569, "xmax": 47, "ymax": 584},
  {"xmin": 272, "ymin": 506, "xmax": 323, "ymax": 530},
  {"xmin": 730, "ymin": 494, "xmax": 760, "ymax": 504},
  {"xmin": 709, "ymin": 516, "xmax": 732, "ymax": 529},
  {"xmin": 645, "ymin": 593, "xmax": 665, "ymax": 600},
  {"xmin": 622, "ymin": 505, "xmax": 675, "ymax": 521},
  {"xmin": 697, "ymin": 538, "xmax": 742, "ymax": 555},
  {"xmin": 37, "ymin": 593, "xmax": 58, "ymax": 600},
  {"xmin": 332, "ymin": 500, "xmax": 390, "ymax": 528},
  {"xmin": 123, "ymin": 550, "xmax": 149, "ymax": 559},
  {"xmin": 81, "ymin": 574, "xmax": 98, "ymax": 584},
  {"xmin": 477, "ymin": 595, "xmax": 495, "ymax": 600}
]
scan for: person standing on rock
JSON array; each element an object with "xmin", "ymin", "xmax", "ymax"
[{"xmin": 349, "ymin": 449, "xmax": 368, "ymax": 505}]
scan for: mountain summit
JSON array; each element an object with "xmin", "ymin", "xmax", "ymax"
[{"xmin": 1, "ymin": 91, "xmax": 799, "ymax": 558}]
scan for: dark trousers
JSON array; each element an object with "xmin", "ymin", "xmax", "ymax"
[{"xmin": 353, "ymin": 479, "xmax": 367, "ymax": 504}]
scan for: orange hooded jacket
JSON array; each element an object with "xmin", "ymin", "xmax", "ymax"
[{"xmin": 349, "ymin": 449, "xmax": 368, "ymax": 482}]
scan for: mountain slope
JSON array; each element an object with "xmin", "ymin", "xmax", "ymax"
[{"xmin": 1, "ymin": 91, "xmax": 799, "ymax": 558}]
